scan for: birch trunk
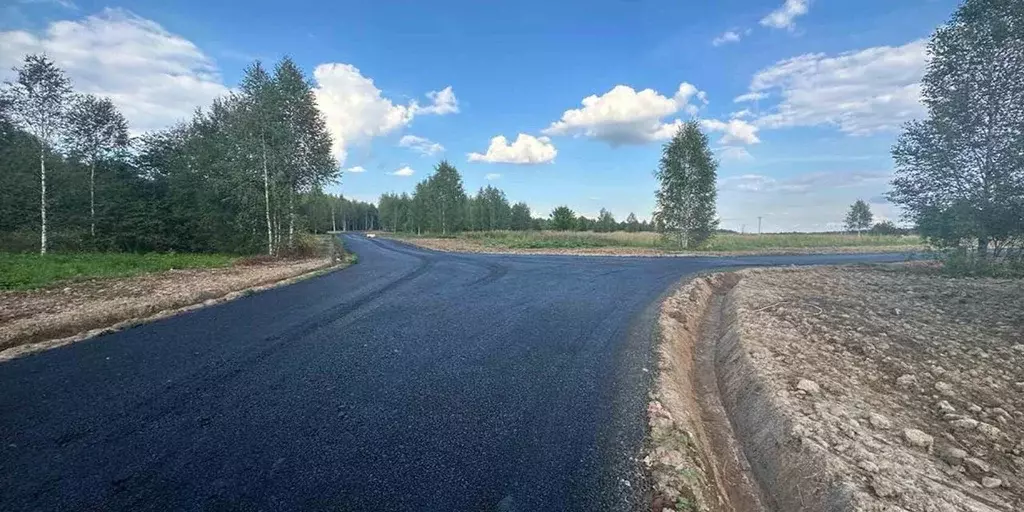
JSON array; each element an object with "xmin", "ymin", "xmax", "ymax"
[
  {"xmin": 40, "ymin": 150, "xmax": 47, "ymax": 255},
  {"xmin": 89, "ymin": 160, "xmax": 95, "ymax": 238},
  {"xmin": 261, "ymin": 135, "xmax": 273, "ymax": 255}
]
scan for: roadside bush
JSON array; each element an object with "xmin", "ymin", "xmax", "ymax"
[
  {"xmin": 940, "ymin": 247, "xmax": 1024, "ymax": 278},
  {"xmin": 278, "ymin": 233, "xmax": 323, "ymax": 259}
]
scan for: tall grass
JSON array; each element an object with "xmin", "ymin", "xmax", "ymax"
[
  {"xmin": 452, "ymin": 230, "xmax": 921, "ymax": 251},
  {"xmin": 0, "ymin": 252, "xmax": 236, "ymax": 290}
]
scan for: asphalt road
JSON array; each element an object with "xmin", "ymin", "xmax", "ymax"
[{"xmin": 0, "ymin": 235, "xmax": 911, "ymax": 511}]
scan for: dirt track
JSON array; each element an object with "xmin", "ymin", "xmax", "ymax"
[{"xmin": 649, "ymin": 266, "xmax": 1023, "ymax": 511}]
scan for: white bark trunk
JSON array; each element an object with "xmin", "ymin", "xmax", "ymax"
[
  {"xmin": 288, "ymin": 189, "xmax": 295, "ymax": 246},
  {"xmin": 90, "ymin": 161, "xmax": 96, "ymax": 238},
  {"xmin": 261, "ymin": 136, "xmax": 273, "ymax": 255},
  {"xmin": 40, "ymin": 150, "xmax": 47, "ymax": 255}
]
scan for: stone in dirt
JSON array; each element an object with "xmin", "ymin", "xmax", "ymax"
[
  {"xmin": 938, "ymin": 446, "xmax": 967, "ymax": 466},
  {"xmin": 934, "ymin": 381, "xmax": 954, "ymax": 395},
  {"xmin": 903, "ymin": 429, "xmax": 934, "ymax": 452},
  {"xmin": 796, "ymin": 378, "xmax": 821, "ymax": 394},
  {"xmin": 964, "ymin": 457, "xmax": 991, "ymax": 475},
  {"xmin": 868, "ymin": 413, "xmax": 892, "ymax": 430},
  {"xmin": 896, "ymin": 374, "xmax": 918, "ymax": 388},
  {"xmin": 982, "ymin": 477, "xmax": 1002, "ymax": 488},
  {"xmin": 949, "ymin": 418, "xmax": 978, "ymax": 430}
]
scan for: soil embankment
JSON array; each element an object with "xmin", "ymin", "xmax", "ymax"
[{"xmin": 648, "ymin": 266, "xmax": 1022, "ymax": 511}]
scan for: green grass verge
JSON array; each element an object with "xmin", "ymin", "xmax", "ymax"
[
  {"xmin": 0, "ymin": 252, "xmax": 236, "ymax": 291},
  {"xmin": 431, "ymin": 230, "xmax": 922, "ymax": 251}
]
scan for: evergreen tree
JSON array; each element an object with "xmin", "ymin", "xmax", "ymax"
[
  {"xmin": 654, "ymin": 121, "xmax": 718, "ymax": 249},
  {"xmin": 890, "ymin": 0, "xmax": 1024, "ymax": 256},
  {"xmin": 424, "ymin": 160, "xmax": 466, "ymax": 234},
  {"xmin": 4, "ymin": 55, "xmax": 74, "ymax": 254}
]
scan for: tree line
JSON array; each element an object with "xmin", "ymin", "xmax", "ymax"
[
  {"xmin": 1, "ymin": 54, "xmax": 342, "ymax": 255},
  {"xmin": 375, "ymin": 160, "xmax": 660, "ymax": 235}
]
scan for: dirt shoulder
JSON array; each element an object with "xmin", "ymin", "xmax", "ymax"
[
  {"xmin": 648, "ymin": 265, "xmax": 1023, "ymax": 511},
  {"xmin": 0, "ymin": 257, "xmax": 347, "ymax": 361},
  {"xmin": 390, "ymin": 236, "xmax": 922, "ymax": 257}
]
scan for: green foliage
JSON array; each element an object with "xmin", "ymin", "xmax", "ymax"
[
  {"xmin": 0, "ymin": 54, "xmax": 340, "ymax": 256},
  {"xmin": 655, "ymin": 121, "xmax": 719, "ymax": 249},
  {"xmin": 845, "ymin": 199, "xmax": 874, "ymax": 233},
  {"xmin": 0, "ymin": 252, "xmax": 235, "ymax": 290},
  {"xmin": 889, "ymin": 0, "xmax": 1024, "ymax": 256},
  {"xmin": 549, "ymin": 206, "xmax": 577, "ymax": 231},
  {"xmin": 595, "ymin": 208, "xmax": 616, "ymax": 232}
]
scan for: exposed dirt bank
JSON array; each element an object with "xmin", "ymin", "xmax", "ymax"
[
  {"xmin": 391, "ymin": 236, "xmax": 922, "ymax": 257},
  {"xmin": 648, "ymin": 266, "xmax": 1023, "ymax": 511},
  {"xmin": 0, "ymin": 258, "xmax": 346, "ymax": 361}
]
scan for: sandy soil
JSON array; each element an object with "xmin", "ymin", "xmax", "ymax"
[
  {"xmin": 393, "ymin": 236, "xmax": 922, "ymax": 257},
  {"xmin": 649, "ymin": 266, "xmax": 1023, "ymax": 511},
  {"xmin": 0, "ymin": 258, "xmax": 341, "ymax": 361}
]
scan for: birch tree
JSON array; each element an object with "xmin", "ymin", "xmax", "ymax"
[
  {"xmin": 4, "ymin": 55, "xmax": 73, "ymax": 254},
  {"xmin": 654, "ymin": 121, "xmax": 718, "ymax": 249},
  {"xmin": 67, "ymin": 94, "xmax": 129, "ymax": 238}
]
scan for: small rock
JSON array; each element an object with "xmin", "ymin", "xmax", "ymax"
[
  {"xmin": 858, "ymin": 460, "xmax": 880, "ymax": 473},
  {"xmin": 903, "ymin": 429, "xmax": 934, "ymax": 452},
  {"xmin": 964, "ymin": 457, "xmax": 991, "ymax": 474},
  {"xmin": 938, "ymin": 446, "xmax": 968, "ymax": 466},
  {"xmin": 949, "ymin": 418, "xmax": 979, "ymax": 430},
  {"xmin": 935, "ymin": 382, "xmax": 955, "ymax": 395},
  {"xmin": 896, "ymin": 374, "xmax": 918, "ymax": 388},
  {"xmin": 968, "ymin": 403, "xmax": 983, "ymax": 413},
  {"xmin": 796, "ymin": 379, "xmax": 821, "ymax": 395},
  {"xmin": 981, "ymin": 477, "xmax": 1002, "ymax": 488},
  {"xmin": 977, "ymin": 422, "xmax": 1003, "ymax": 440},
  {"xmin": 892, "ymin": 307, "xmax": 902, "ymax": 316},
  {"xmin": 937, "ymin": 401, "xmax": 956, "ymax": 414},
  {"xmin": 1013, "ymin": 344, "xmax": 1024, "ymax": 353},
  {"xmin": 868, "ymin": 413, "xmax": 892, "ymax": 430}
]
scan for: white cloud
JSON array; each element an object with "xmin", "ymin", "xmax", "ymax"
[
  {"xmin": 734, "ymin": 92, "xmax": 767, "ymax": 103},
  {"xmin": 417, "ymin": 86, "xmax": 458, "ymax": 115},
  {"xmin": 346, "ymin": 165, "xmax": 366, "ymax": 173},
  {"xmin": 542, "ymin": 82, "xmax": 707, "ymax": 145},
  {"xmin": 719, "ymin": 170, "xmax": 889, "ymax": 194},
  {"xmin": 391, "ymin": 166, "xmax": 415, "ymax": 177},
  {"xmin": 717, "ymin": 146, "xmax": 754, "ymax": 162},
  {"xmin": 700, "ymin": 118, "xmax": 761, "ymax": 145},
  {"xmin": 712, "ymin": 30, "xmax": 741, "ymax": 46},
  {"xmin": 760, "ymin": 0, "xmax": 811, "ymax": 31},
  {"xmin": 399, "ymin": 134, "xmax": 444, "ymax": 156},
  {"xmin": 468, "ymin": 133, "xmax": 557, "ymax": 164},
  {"xmin": 0, "ymin": 8, "xmax": 228, "ymax": 133},
  {"xmin": 18, "ymin": 0, "xmax": 78, "ymax": 10},
  {"xmin": 485, "ymin": 173, "xmax": 501, "ymax": 180},
  {"xmin": 730, "ymin": 109, "xmax": 753, "ymax": 119},
  {"xmin": 312, "ymin": 63, "xmax": 457, "ymax": 164},
  {"xmin": 746, "ymin": 39, "xmax": 927, "ymax": 135}
]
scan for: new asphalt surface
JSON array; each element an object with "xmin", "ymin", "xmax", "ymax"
[{"xmin": 0, "ymin": 235, "xmax": 911, "ymax": 511}]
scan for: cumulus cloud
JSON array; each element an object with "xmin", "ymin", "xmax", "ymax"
[
  {"xmin": 391, "ymin": 166, "xmax": 415, "ymax": 177},
  {"xmin": 717, "ymin": 146, "xmax": 754, "ymax": 162},
  {"xmin": 719, "ymin": 170, "xmax": 889, "ymax": 194},
  {"xmin": 0, "ymin": 8, "xmax": 228, "ymax": 133},
  {"xmin": 745, "ymin": 39, "xmax": 927, "ymax": 134},
  {"xmin": 312, "ymin": 63, "xmax": 457, "ymax": 164},
  {"xmin": 760, "ymin": 0, "xmax": 811, "ymax": 31},
  {"xmin": 346, "ymin": 165, "xmax": 366, "ymax": 173},
  {"xmin": 734, "ymin": 92, "xmax": 767, "ymax": 103},
  {"xmin": 467, "ymin": 133, "xmax": 557, "ymax": 164},
  {"xmin": 730, "ymin": 109, "xmax": 753, "ymax": 119},
  {"xmin": 485, "ymin": 173, "xmax": 501, "ymax": 180},
  {"xmin": 399, "ymin": 134, "xmax": 444, "ymax": 156},
  {"xmin": 712, "ymin": 30, "xmax": 741, "ymax": 46},
  {"xmin": 700, "ymin": 119, "xmax": 761, "ymax": 145},
  {"xmin": 542, "ymin": 83, "xmax": 707, "ymax": 145}
]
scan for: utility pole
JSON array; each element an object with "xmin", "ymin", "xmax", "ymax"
[{"xmin": 757, "ymin": 216, "xmax": 762, "ymax": 235}]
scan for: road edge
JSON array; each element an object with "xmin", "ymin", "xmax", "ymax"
[{"xmin": 0, "ymin": 261, "xmax": 351, "ymax": 362}]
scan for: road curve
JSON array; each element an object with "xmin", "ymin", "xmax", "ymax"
[{"xmin": 0, "ymin": 235, "xmax": 910, "ymax": 511}]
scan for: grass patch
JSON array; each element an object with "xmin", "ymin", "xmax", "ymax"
[
  {"xmin": 0, "ymin": 252, "xmax": 236, "ymax": 290},
  {"xmin": 414, "ymin": 230, "xmax": 922, "ymax": 252}
]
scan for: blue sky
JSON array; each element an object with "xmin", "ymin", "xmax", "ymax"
[{"xmin": 2, "ymin": 0, "xmax": 960, "ymax": 231}]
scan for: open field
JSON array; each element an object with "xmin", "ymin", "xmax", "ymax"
[
  {"xmin": 391, "ymin": 230, "xmax": 924, "ymax": 256},
  {"xmin": 649, "ymin": 266, "xmax": 1023, "ymax": 511},
  {"xmin": 0, "ymin": 252, "xmax": 237, "ymax": 291}
]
